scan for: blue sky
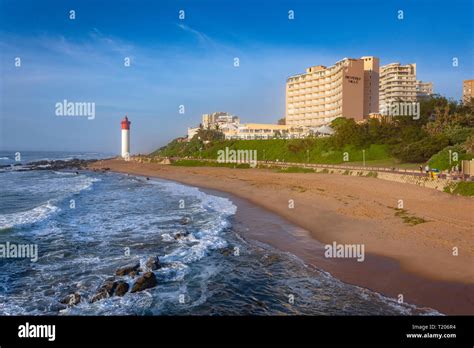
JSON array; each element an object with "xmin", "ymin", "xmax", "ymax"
[{"xmin": 0, "ymin": 0, "xmax": 473, "ymax": 153}]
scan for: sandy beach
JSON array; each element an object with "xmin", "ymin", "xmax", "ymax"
[{"xmin": 89, "ymin": 159, "xmax": 474, "ymax": 315}]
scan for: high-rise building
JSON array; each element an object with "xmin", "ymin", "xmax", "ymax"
[
  {"xmin": 416, "ymin": 80, "xmax": 433, "ymax": 99},
  {"xmin": 362, "ymin": 56, "xmax": 380, "ymax": 117},
  {"xmin": 379, "ymin": 63, "xmax": 417, "ymax": 114},
  {"xmin": 285, "ymin": 56, "xmax": 379, "ymax": 127},
  {"xmin": 463, "ymin": 80, "xmax": 474, "ymax": 104}
]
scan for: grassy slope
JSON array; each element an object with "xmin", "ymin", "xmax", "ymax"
[
  {"xmin": 153, "ymin": 138, "xmax": 474, "ymax": 171},
  {"xmin": 152, "ymin": 138, "xmax": 394, "ymax": 166},
  {"xmin": 428, "ymin": 145, "xmax": 474, "ymax": 170},
  {"xmin": 452, "ymin": 182, "xmax": 474, "ymax": 196}
]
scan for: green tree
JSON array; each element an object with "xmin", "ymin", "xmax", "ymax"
[
  {"xmin": 195, "ymin": 128, "xmax": 224, "ymax": 142},
  {"xmin": 330, "ymin": 117, "xmax": 368, "ymax": 148}
]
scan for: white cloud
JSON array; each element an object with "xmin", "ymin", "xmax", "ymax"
[{"xmin": 176, "ymin": 23, "xmax": 214, "ymax": 45}]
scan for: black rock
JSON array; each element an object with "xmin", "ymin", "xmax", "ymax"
[
  {"xmin": 179, "ymin": 216, "xmax": 192, "ymax": 225},
  {"xmin": 219, "ymin": 246, "xmax": 234, "ymax": 257},
  {"xmin": 114, "ymin": 281, "xmax": 129, "ymax": 296},
  {"xmin": 144, "ymin": 256, "xmax": 161, "ymax": 271},
  {"xmin": 90, "ymin": 289, "xmax": 109, "ymax": 303},
  {"xmin": 130, "ymin": 272, "xmax": 158, "ymax": 293},
  {"xmin": 115, "ymin": 262, "xmax": 140, "ymax": 276},
  {"xmin": 60, "ymin": 293, "xmax": 81, "ymax": 306},
  {"xmin": 174, "ymin": 229, "xmax": 190, "ymax": 240},
  {"xmin": 23, "ymin": 158, "xmax": 98, "ymax": 172},
  {"xmin": 99, "ymin": 280, "xmax": 117, "ymax": 296},
  {"xmin": 90, "ymin": 279, "xmax": 130, "ymax": 302}
]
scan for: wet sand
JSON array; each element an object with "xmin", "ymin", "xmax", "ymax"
[{"xmin": 89, "ymin": 159, "xmax": 474, "ymax": 315}]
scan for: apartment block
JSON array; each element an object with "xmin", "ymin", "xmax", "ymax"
[
  {"xmin": 202, "ymin": 112, "xmax": 239, "ymax": 128},
  {"xmin": 463, "ymin": 80, "xmax": 474, "ymax": 104},
  {"xmin": 379, "ymin": 63, "xmax": 417, "ymax": 114},
  {"xmin": 285, "ymin": 56, "xmax": 379, "ymax": 127},
  {"xmin": 416, "ymin": 80, "xmax": 433, "ymax": 99},
  {"xmin": 188, "ymin": 111, "xmax": 240, "ymax": 140},
  {"xmin": 362, "ymin": 56, "xmax": 380, "ymax": 117}
]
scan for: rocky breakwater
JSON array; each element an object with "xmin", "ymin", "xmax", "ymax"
[
  {"xmin": 59, "ymin": 256, "xmax": 162, "ymax": 308},
  {"xmin": 0, "ymin": 158, "xmax": 100, "ymax": 172}
]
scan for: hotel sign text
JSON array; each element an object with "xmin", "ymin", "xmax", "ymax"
[{"xmin": 345, "ymin": 75, "xmax": 361, "ymax": 84}]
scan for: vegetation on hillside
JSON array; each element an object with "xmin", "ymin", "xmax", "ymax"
[
  {"xmin": 151, "ymin": 96, "xmax": 474, "ymax": 168},
  {"xmin": 444, "ymin": 181, "xmax": 474, "ymax": 196},
  {"xmin": 328, "ymin": 96, "xmax": 473, "ymax": 164},
  {"xmin": 452, "ymin": 182, "xmax": 474, "ymax": 196}
]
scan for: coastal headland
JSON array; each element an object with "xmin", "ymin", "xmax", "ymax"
[{"xmin": 89, "ymin": 159, "xmax": 474, "ymax": 314}]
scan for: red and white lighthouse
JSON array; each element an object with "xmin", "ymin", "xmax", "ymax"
[{"xmin": 121, "ymin": 116, "xmax": 131, "ymax": 158}]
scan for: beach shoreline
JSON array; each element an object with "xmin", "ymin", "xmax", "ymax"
[{"xmin": 89, "ymin": 159, "xmax": 474, "ymax": 315}]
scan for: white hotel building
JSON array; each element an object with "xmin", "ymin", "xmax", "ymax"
[{"xmin": 285, "ymin": 56, "xmax": 380, "ymax": 127}]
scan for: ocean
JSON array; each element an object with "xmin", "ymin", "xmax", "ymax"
[{"xmin": 0, "ymin": 151, "xmax": 439, "ymax": 315}]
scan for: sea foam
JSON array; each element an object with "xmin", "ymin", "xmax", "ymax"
[
  {"xmin": 152, "ymin": 179, "xmax": 237, "ymax": 265},
  {"xmin": 0, "ymin": 202, "xmax": 60, "ymax": 230}
]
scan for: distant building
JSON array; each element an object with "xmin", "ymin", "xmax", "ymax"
[
  {"xmin": 416, "ymin": 80, "xmax": 433, "ymax": 99},
  {"xmin": 224, "ymin": 123, "xmax": 308, "ymax": 140},
  {"xmin": 202, "ymin": 112, "xmax": 240, "ymax": 128},
  {"xmin": 463, "ymin": 80, "xmax": 474, "ymax": 104},
  {"xmin": 285, "ymin": 56, "xmax": 380, "ymax": 127},
  {"xmin": 187, "ymin": 127, "xmax": 199, "ymax": 140},
  {"xmin": 187, "ymin": 111, "xmax": 240, "ymax": 141},
  {"xmin": 379, "ymin": 63, "xmax": 417, "ymax": 114}
]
